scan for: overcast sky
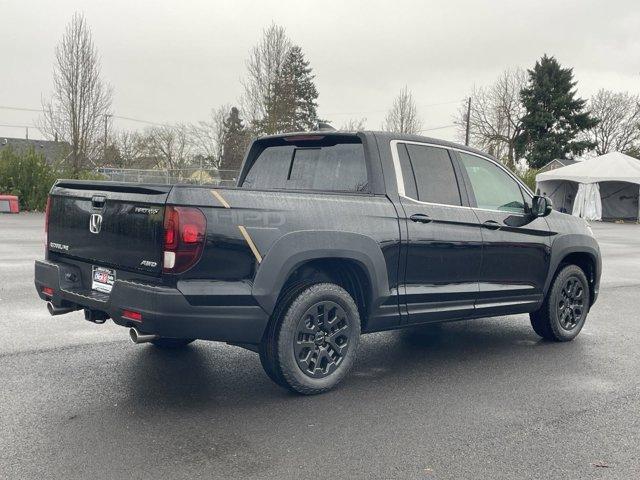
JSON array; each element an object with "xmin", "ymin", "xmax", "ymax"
[{"xmin": 1, "ymin": 0, "xmax": 639, "ymax": 141}]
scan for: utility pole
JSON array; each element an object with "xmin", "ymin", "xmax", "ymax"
[
  {"xmin": 25, "ymin": 126, "xmax": 29, "ymax": 140},
  {"xmin": 464, "ymin": 97, "xmax": 471, "ymax": 146},
  {"xmin": 103, "ymin": 114, "xmax": 111, "ymax": 164}
]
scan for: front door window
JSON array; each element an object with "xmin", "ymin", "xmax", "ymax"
[{"xmin": 458, "ymin": 152, "xmax": 526, "ymax": 214}]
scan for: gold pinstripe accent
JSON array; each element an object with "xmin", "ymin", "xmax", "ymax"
[
  {"xmin": 210, "ymin": 189, "xmax": 231, "ymax": 209},
  {"xmin": 209, "ymin": 190, "xmax": 261, "ymax": 263},
  {"xmin": 238, "ymin": 226, "xmax": 262, "ymax": 264}
]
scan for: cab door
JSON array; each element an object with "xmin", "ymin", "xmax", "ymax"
[
  {"xmin": 454, "ymin": 151, "xmax": 551, "ymax": 316},
  {"xmin": 395, "ymin": 142, "xmax": 483, "ymax": 324}
]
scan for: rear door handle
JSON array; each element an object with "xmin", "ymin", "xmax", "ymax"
[
  {"xmin": 482, "ymin": 220, "xmax": 502, "ymax": 230},
  {"xmin": 410, "ymin": 214, "xmax": 432, "ymax": 224}
]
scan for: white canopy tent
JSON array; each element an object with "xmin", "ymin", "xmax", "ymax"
[{"xmin": 536, "ymin": 152, "xmax": 640, "ymax": 222}]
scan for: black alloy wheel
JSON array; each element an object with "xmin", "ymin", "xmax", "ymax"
[
  {"xmin": 259, "ymin": 283, "xmax": 361, "ymax": 394},
  {"xmin": 530, "ymin": 264, "xmax": 590, "ymax": 342},
  {"xmin": 557, "ymin": 276, "xmax": 586, "ymax": 331},
  {"xmin": 293, "ymin": 300, "xmax": 352, "ymax": 378}
]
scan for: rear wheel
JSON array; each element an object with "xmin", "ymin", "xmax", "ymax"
[
  {"xmin": 260, "ymin": 283, "xmax": 361, "ymax": 395},
  {"xmin": 530, "ymin": 264, "xmax": 590, "ymax": 341},
  {"xmin": 150, "ymin": 337, "xmax": 195, "ymax": 349}
]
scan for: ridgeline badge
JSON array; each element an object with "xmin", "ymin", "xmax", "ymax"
[{"xmin": 134, "ymin": 207, "xmax": 160, "ymax": 215}]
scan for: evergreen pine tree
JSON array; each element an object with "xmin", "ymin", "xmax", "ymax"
[
  {"xmin": 259, "ymin": 45, "xmax": 319, "ymax": 134},
  {"xmin": 220, "ymin": 107, "xmax": 249, "ymax": 177},
  {"xmin": 515, "ymin": 55, "xmax": 598, "ymax": 169}
]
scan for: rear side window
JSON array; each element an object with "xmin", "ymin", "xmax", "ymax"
[
  {"xmin": 241, "ymin": 145, "xmax": 294, "ymax": 190},
  {"xmin": 241, "ymin": 138, "xmax": 368, "ymax": 192},
  {"xmin": 404, "ymin": 144, "xmax": 462, "ymax": 206}
]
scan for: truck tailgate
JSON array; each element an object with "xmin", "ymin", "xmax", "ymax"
[{"xmin": 47, "ymin": 181, "xmax": 171, "ymax": 275}]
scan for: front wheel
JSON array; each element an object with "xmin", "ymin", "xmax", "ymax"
[
  {"xmin": 260, "ymin": 283, "xmax": 361, "ymax": 395},
  {"xmin": 530, "ymin": 264, "xmax": 591, "ymax": 341}
]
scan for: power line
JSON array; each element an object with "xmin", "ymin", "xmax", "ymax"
[
  {"xmin": 111, "ymin": 115, "xmax": 175, "ymax": 128},
  {"xmin": 0, "ymin": 123, "xmax": 43, "ymax": 140},
  {"xmin": 0, "ymin": 105, "xmax": 42, "ymax": 113},
  {"xmin": 0, "ymin": 104, "xmax": 460, "ymax": 132},
  {"xmin": 0, "ymin": 105, "xmax": 175, "ymax": 128},
  {"xmin": 417, "ymin": 124, "xmax": 457, "ymax": 133},
  {"xmin": 324, "ymin": 99, "xmax": 462, "ymax": 117},
  {"xmin": 0, "ymin": 123, "xmax": 41, "ymax": 129}
]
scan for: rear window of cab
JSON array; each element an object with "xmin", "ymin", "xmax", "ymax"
[{"xmin": 240, "ymin": 136, "xmax": 368, "ymax": 193}]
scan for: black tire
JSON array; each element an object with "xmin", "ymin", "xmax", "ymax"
[
  {"xmin": 260, "ymin": 283, "xmax": 361, "ymax": 395},
  {"xmin": 259, "ymin": 282, "xmax": 309, "ymax": 388},
  {"xmin": 530, "ymin": 264, "xmax": 590, "ymax": 341},
  {"xmin": 150, "ymin": 337, "xmax": 195, "ymax": 349}
]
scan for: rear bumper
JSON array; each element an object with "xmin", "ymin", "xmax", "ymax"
[{"xmin": 34, "ymin": 260, "xmax": 269, "ymax": 344}]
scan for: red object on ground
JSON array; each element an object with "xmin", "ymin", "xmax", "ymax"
[{"xmin": 0, "ymin": 195, "xmax": 19, "ymax": 213}]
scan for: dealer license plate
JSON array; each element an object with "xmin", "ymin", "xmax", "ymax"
[{"xmin": 92, "ymin": 266, "xmax": 115, "ymax": 294}]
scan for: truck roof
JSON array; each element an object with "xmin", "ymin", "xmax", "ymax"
[{"xmin": 257, "ymin": 130, "xmax": 497, "ymax": 162}]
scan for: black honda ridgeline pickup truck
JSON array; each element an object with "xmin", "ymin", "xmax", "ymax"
[{"xmin": 35, "ymin": 131, "xmax": 601, "ymax": 394}]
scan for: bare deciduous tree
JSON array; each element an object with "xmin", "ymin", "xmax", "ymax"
[
  {"xmin": 340, "ymin": 118, "xmax": 367, "ymax": 131},
  {"xmin": 40, "ymin": 13, "xmax": 112, "ymax": 174},
  {"xmin": 383, "ymin": 87, "xmax": 422, "ymax": 134},
  {"xmin": 189, "ymin": 105, "xmax": 230, "ymax": 168},
  {"xmin": 587, "ymin": 89, "xmax": 640, "ymax": 155},
  {"xmin": 457, "ymin": 68, "xmax": 526, "ymax": 168},
  {"xmin": 241, "ymin": 24, "xmax": 291, "ymax": 130},
  {"xmin": 113, "ymin": 130, "xmax": 144, "ymax": 168},
  {"xmin": 141, "ymin": 124, "xmax": 192, "ymax": 170}
]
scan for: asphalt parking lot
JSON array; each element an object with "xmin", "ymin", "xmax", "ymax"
[{"xmin": 1, "ymin": 213, "xmax": 639, "ymax": 479}]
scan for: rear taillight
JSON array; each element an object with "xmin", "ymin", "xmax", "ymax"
[
  {"xmin": 44, "ymin": 195, "xmax": 51, "ymax": 250},
  {"xmin": 122, "ymin": 309, "xmax": 142, "ymax": 322},
  {"xmin": 162, "ymin": 206, "xmax": 206, "ymax": 274},
  {"xmin": 42, "ymin": 286, "xmax": 54, "ymax": 297}
]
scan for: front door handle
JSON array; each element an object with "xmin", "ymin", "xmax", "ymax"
[
  {"xmin": 410, "ymin": 213, "xmax": 432, "ymax": 224},
  {"xmin": 482, "ymin": 220, "xmax": 502, "ymax": 230}
]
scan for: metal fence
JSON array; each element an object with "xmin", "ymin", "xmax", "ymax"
[{"xmin": 96, "ymin": 167, "xmax": 240, "ymax": 186}]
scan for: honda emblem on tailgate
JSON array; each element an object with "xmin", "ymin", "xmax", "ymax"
[{"xmin": 89, "ymin": 213, "xmax": 103, "ymax": 234}]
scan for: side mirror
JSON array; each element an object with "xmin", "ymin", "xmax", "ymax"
[{"xmin": 531, "ymin": 195, "xmax": 553, "ymax": 217}]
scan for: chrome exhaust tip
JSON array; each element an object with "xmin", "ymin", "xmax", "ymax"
[
  {"xmin": 129, "ymin": 327, "xmax": 159, "ymax": 344},
  {"xmin": 47, "ymin": 301, "xmax": 75, "ymax": 316}
]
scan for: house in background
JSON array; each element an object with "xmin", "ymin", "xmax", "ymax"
[
  {"xmin": 0, "ymin": 137, "xmax": 70, "ymax": 165},
  {"xmin": 538, "ymin": 158, "xmax": 578, "ymax": 174}
]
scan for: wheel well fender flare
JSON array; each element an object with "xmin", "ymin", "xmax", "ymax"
[
  {"xmin": 252, "ymin": 231, "xmax": 390, "ymax": 315},
  {"xmin": 544, "ymin": 234, "xmax": 601, "ymax": 296}
]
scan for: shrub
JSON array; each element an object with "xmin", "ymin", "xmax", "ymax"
[
  {"xmin": 0, "ymin": 147, "xmax": 57, "ymax": 211},
  {"xmin": 0, "ymin": 147, "xmax": 107, "ymax": 211}
]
